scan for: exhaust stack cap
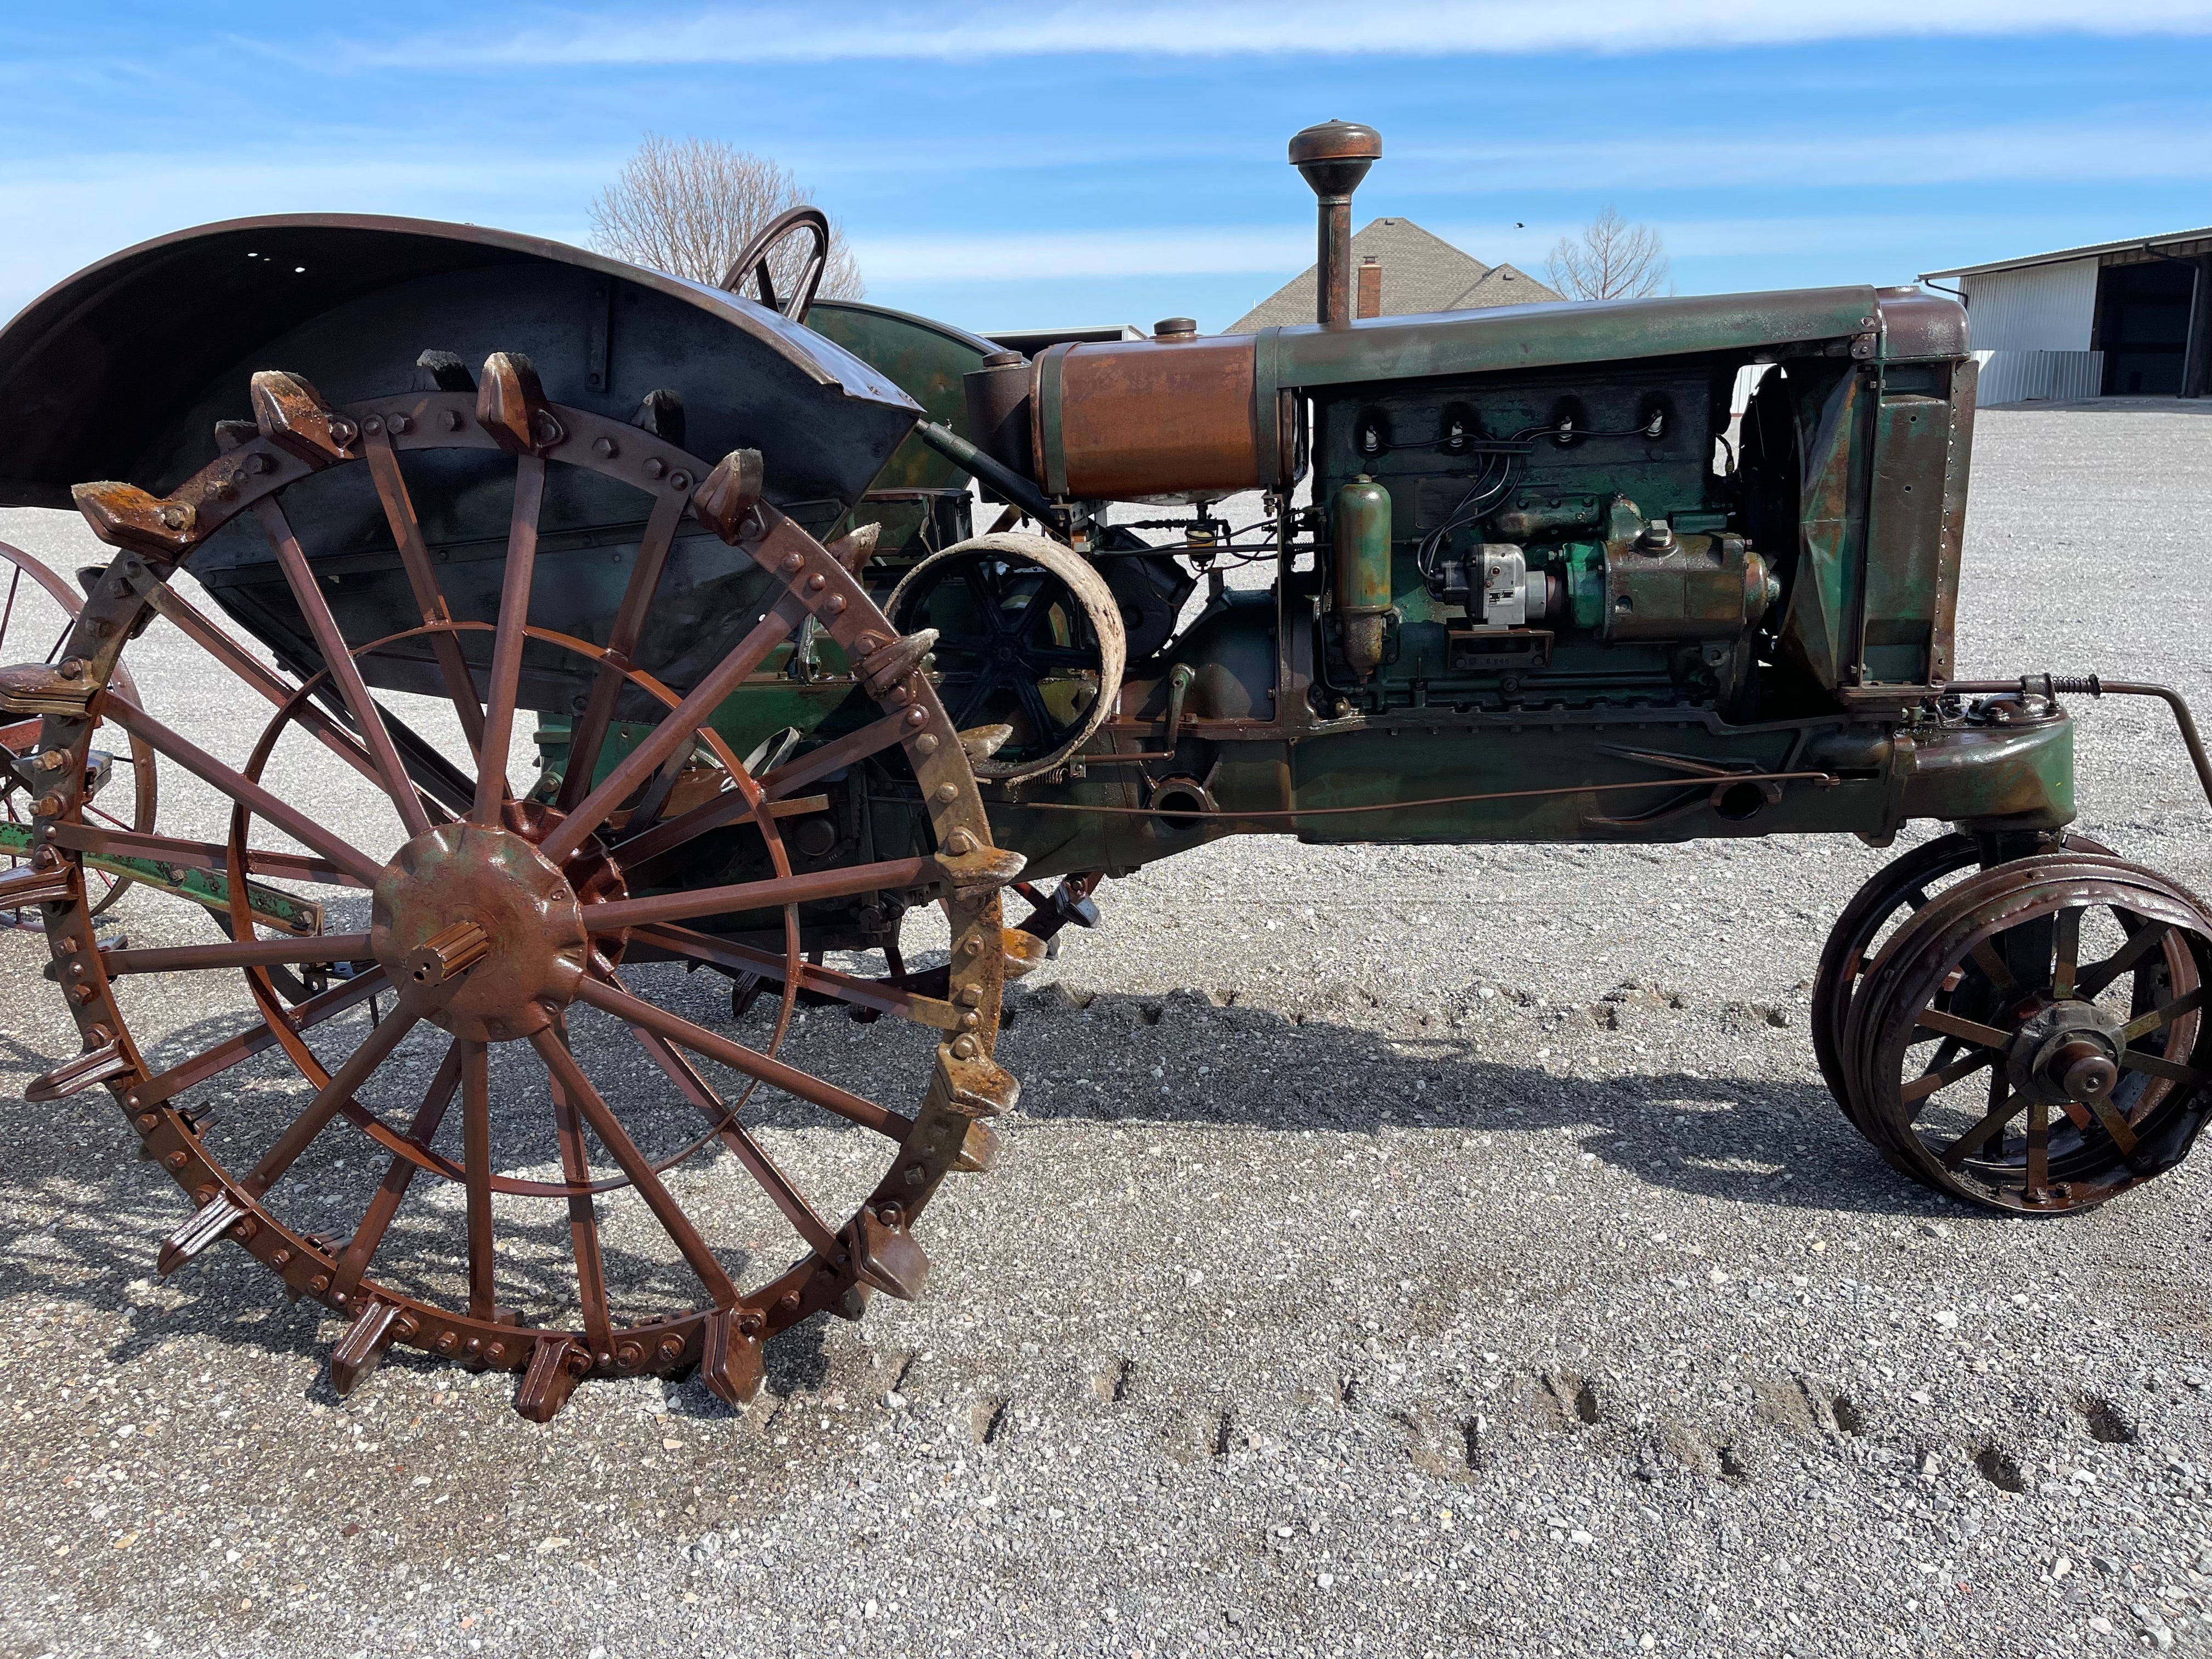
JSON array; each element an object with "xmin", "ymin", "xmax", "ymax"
[{"xmin": 1289, "ymin": 119, "xmax": 1382, "ymax": 199}]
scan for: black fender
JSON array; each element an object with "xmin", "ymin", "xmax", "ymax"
[{"xmin": 0, "ymin": 213, "xmax": 920, "ymax": 517}]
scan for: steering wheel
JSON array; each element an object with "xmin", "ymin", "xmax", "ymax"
[{"xmin": 719, "ymin": 206, "xmax": 831, "ymax": 323}]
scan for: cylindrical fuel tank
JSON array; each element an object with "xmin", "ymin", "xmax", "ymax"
[
  {"xmin": 1031, "ymin": 334, "xmax": 1284, "ymax": 501},
  {"xmin": 1331, "ymin": 474, "xmax": 1393, "ymax": 677}
]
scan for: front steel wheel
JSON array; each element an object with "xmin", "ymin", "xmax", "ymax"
[{"xmin": 1841, "ymin": 851, "xmax": 2212, "ymax": 1214}]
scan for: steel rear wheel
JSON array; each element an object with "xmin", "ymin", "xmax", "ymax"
[
  {"xmin": 1842, "ymin": 851, "xmax": 2212, "ymax": 1214},
  {"xmin": 7, "ymin": 355, "xmax": 1025, "ymax": 1420}
]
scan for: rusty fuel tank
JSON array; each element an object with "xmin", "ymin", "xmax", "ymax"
[{"xmin": 1026, "ymin": 330, "xmax": 1291, "ymax": 503}]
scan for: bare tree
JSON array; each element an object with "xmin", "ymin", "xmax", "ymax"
[
  {"xmin": 589, "ymin": 134, "xmax": 864, "ymax": 306},
  {"xmin": 1544, "ymin": 207, "xmax": 1669, "ymax": 301}
]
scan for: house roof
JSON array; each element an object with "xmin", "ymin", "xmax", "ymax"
[
  {"xmin": 1447, "ymin": 261, "xmax": 1559, "ymax": 309},
  {"xmin": 1922, "ymin": 227, "xmax": 2212, "ymax": 281},
  {"xmin": 1229, "ymin": 217, "xmax": 1559, "ymax": 332}
]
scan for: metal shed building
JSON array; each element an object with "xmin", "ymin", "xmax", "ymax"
[{"xmin": 1922, "ymin": 229, "xmax": 2211, "ymax": 405}]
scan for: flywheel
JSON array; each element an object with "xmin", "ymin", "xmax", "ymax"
[
  {"xmin": 887, "ymin": 531, "xmax": 1125, "ymax": 780},
  {"xmin": 3, "ymin": 354, "xmax": 1025, "ymax": 1420}
]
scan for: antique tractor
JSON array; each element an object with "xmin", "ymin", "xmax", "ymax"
[{"xmin": 4, "ymin": 122, "xmax": 2209, "ymax": 1420}]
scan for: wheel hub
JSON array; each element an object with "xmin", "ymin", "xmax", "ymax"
[
  {"xmin": 370, "ymin": 822, "xmax": 587, "ymax": 1042},
  {"xmin": 2004, "ymin": 996, "xmax": 2125, "ymax": 1107}
]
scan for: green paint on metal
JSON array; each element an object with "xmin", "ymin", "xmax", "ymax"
[
  {"xmin": 1261, "ymin": 286, "xmax": 1878, "ymax": 394},
  {"xmin": 808, "ymin": 300, "xmax": 1001, "ymax": 494},
  {"xmin": 0, "ymin": 822, "xmax": 324, "ymax": 935}
]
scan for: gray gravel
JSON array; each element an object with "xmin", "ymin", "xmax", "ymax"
[{"xmin": 4, "ymin": 405, "xmax": 2212, "ymax": 1658}]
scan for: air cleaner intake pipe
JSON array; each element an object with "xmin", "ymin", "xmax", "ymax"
[{"xmin": 1290, "ymin": 120, "xmax": 1382, "ymax": 331}]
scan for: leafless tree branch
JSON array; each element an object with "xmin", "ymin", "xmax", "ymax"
[
  {"xmin": 1545, "ymin": 207, "xmax": 1669, "ymax": 301},
  {"xmin": 588, "ymin": 134, "xmax": 864, "ymax": 307}
]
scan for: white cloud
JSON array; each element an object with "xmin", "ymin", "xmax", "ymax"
[
  {"xmin": 851, "ymin": 227, "xmax": 1308, "ymax": 281},
  {"xmin": 376, "ymin": 0, "xmax": 2212, "ymax": 65},
  {"xmin": 1400, "ymin": 120, "xmax": 2212, "ymax": 190}
]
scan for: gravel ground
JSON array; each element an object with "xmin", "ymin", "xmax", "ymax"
[{"xmin": 3, "ymin": 405, "xmax": 2211, "ymax": 1659}]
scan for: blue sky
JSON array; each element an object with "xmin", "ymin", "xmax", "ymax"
[{"xmin": 2, "ymin": 3, "xmax": 2208, "ymax": 334}]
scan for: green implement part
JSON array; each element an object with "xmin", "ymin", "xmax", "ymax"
[{"xmin": 0, "ymin": 821, "xmax": 324, "ymax": 936}]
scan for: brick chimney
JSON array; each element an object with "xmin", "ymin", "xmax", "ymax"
[{"xmin": 1356, "ymin": 255, "xmax": 1383, "ymax": 319}]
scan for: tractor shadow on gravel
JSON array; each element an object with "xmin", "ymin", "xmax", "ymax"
[
  {"xmin": 0, "ymin": 961, "xmax": 1991, "ymax": 1383},
  {"xmin": 996, "ymin": 978, "xmax": 1962, "ymax": 1222}
]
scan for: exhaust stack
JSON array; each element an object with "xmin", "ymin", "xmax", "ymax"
[{"xmin": 1289, "ymin": 120, "xmax": 1382, "ymax": 331}]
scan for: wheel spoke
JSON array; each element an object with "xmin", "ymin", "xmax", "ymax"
[
  {"xmin": 631, "ymin": 922, "xmax": 962, "ymax": 1029},
  {"xmin": 1014, "ymin": 674, "xmax": 1064, "ymax": 746},
  {"xmin": 531, "ymin": 1029, "xmax": 740, "ymax": 1306},
  {"xmin": 760, "ymin": 708, "xmax": 914, "ymax": 803},
  {"xmin": 2120, "ymin": 984, "xmax": 2208, "ymax": 1043},
  {"xmin": 255, "ymin": 499, "xmax": 433, "ymax": 838},
  {"xmin": 556, "ymin": 490, "xmax": 688, "ymax": 811},
  {"xmin": 246, "ymin": 1003, "xmax": 422, "ymax": 1194},
  {"xmin": 1017, "ymin": 591, "xmax": 1076, "ymax": 649},
  {"xmin": 538, "ymin": 583, "xmax": 810, "ymax": 864},
  {"xmin": 135, "ymin": 583, "xmax": 395, "ymax": 799},
  {"xmin": 2079, "ymin": 921, "xmax": 2170, "ymax": 999},
  {"xmin": 473, "ymin": 455, "xmax": 546, "ymax": 821},
  {"xmin": 2117, "ymin": 1047, "xmax": 2208, "ymax": 1088},
  {"xmin": 583, "ymin": 855, "xmax": 940, "ymax": 934},
  {"xmin": 1915, "ymin": 1007, "xmax": 2013, "ymax": 1050},
  {"xmin": 946, "ymin": 674, "xmax": 1000, "ymax": 735},
  {"xmin": 543, "ymin": 1024, "xmax": 612, "ymax": 1357},
  {"xmin": 608, "ymin": 786, "xmax": 835, "ymax": 871},
  {"xmin": 2084, "ymin": 1093, "xmax": 2141, "ymax": 1156},
  {"xmin": 570, "ymin": 976, "xmax": 912, "ymax": 1140},
  {"xmin": 103, "ymin": 934, "xmax": 371, "ymax": 975},
  {"xmin": 1967, "ymin": 938, "xmax": 2021, "ymax": 1001},
  {"xmin": 617, "ymin": 742, "xmax": 697, "ymax": 839},
  {"xmin": 1025, "ymin": 644, "xmax": 1097, "ymax": 669},
  {"xmin": 103, "ymin": 694, "xmax": 386, "ymax": 887},
  {"xmin": 2051, "ymin": 906, "xmax": 2082, "ymax": 998},
  {"xmin": 132, "ymin": 967, "xmax": 388, "ymax": 1109},
  {"xmin": 2024, "ymin": 1097, "xmax": 2050, "ymax": 1196},
  {"xmin": 627, "ymin": 1024, "xmax": 840, "ymax": 1259},
  {"xmin": 366, "ymin": 699, "xmax": 476, "ymax": 820},
  {"xmin": 1900, "ymin": 1044, "xmax": 1995, "ymax": 1105},
  {"xmin": 362, "ymin": 429, "xmax": 488, "ymax": 751},
  {"xmin": 334, "ymin": 1040, "xmax": 464, "ymax": 1299},
  {"xmin": 460, "ymin": 1039, "xmax": 496, "ymax": 1321},
  {"xmin": 48, "ymin": 823, "xmax": 366, "ymax": 888},
  {"xmin": 1940, "ymin": 1072, "xmax": 2021, "ymax": 1167}
]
